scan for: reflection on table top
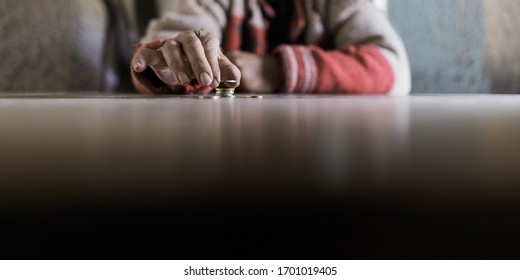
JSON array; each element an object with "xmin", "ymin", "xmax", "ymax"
[
  {"xmin": 2, "ymin": 93, "xmax": 520, "ymax": 204},
  {"xmin": 1, "ymin": 93, "xmax": 520, "ymax": 259}
]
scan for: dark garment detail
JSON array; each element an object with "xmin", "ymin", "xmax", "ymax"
[
  {"xmin": 135, "ymin": 0, "xmax": 158, "ymax": 37},
  {"xmin": 265, "ymin": 0, "xmax": 295, "ymax": 52}
]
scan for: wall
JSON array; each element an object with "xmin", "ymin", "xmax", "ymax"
[
  {"xmin": 390, "ymin": 0, "xmax": 520, "ymax": 93},
  {"xmin": 0, "ymin": 0, "xmax": 107, "ymax": 92},
  {"xmin": 389, "ymin": 0, "xmax": 489, "ymax": 93},
  {"xmin": 484, "ymin": 0, "xmax": 520, "ymax": 93}
]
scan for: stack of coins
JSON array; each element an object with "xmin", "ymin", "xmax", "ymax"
[{"xmin": 215, "ymin": 80, "xmax": 237, "ymax": 98}]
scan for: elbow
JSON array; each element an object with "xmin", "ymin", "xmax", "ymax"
[
  {"xmin": 389, "ymin": 64, "xmax": 411, "ymax": 97},
  {"xmin": 379, "ymin": 47, "xmax": 411, "ymax": 97}
]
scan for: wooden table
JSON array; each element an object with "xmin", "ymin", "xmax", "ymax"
[{"xmin": 1, "ymin": 93, "xmax": 520, "ymax": 259}]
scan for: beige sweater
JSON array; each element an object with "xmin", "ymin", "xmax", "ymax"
[{"xmin": 135, "ymin": 0, "xmax": 411, "ymax": 95}]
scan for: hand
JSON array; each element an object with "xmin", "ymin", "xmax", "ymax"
[
  {"xmin": 227, "ymin": 51, "xmax": 283, "ymax": 93},
  {"xmin": 132, "ymin": 29, "xmax": 241, "ymax": 88}
]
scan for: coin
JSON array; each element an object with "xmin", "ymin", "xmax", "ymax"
[
  {"xmin": 222, "ymin": 80, "xmax": 237, "ymax": 85},
  {"xmin": 215, "ymin": 79, "xmax": 237, "ymax": 98},
  {"xmin": 215, "ymin": 87, "xmax": 235, "ymax": 97}
]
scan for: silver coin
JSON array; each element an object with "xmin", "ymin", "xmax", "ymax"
[{"xmin": 222, "ymin": 79, "xmax": 237, "ymax": 84}]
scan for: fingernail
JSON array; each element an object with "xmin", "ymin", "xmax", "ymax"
[
  {"xmin": 200, "ymin": 73, "xmax": 212, "ymax": 86},
  {"xmin": 134, "ymin": 60, "xmax": 142, "ymax": 71},
  {"xmin": 178, "ymin": 72, "xmax": 190, "ymax": 85},
  {"xmin": 212, "ymin": 78, "xmax": 220, "ymax": 88}
]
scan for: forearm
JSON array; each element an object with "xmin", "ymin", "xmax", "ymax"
[
  {"xmin": 275, "ymin": 44, "xmax": 395, "ymax": 94},
  {"xmin": 320, "ymin": 0, "xmax": 411, "ymax": 95}
]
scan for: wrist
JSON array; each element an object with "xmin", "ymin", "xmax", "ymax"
[{"xmin": 264, "ymin": 55, "xmax": 283, "ymax": 92}]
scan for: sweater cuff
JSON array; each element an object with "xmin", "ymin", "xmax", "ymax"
[
  {"xmin": 131, "ymin": 40, "xmax": 213, "ymax": 94},
  {"xmin": 274, "ymin": 45, "xmax": 318, "ymax": 93}
]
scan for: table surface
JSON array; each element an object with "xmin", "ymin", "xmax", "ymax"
[{"xmin": 1, "ymin": 93, "xmax": 520, "ymax": 259}]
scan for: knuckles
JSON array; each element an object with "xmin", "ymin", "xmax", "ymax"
[
  {"xmin": 175, "ymin": 31, "xmax": 197, "ymax": 44},
  {"xmin": 162, "ymin": 40, "xmax": 179, "ymax": 50},
  {"xmin": 202, "ymin": 37, "xmax": 220, "ymax": 47},
  {"xmin": 175, "ymin": 29, "xmax": 219, "ymax": 49}
]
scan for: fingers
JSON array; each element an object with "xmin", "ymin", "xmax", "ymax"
[
  {"xmin": 219, "ymin": 54, "xmax": 242, "ymax": 88},
  {"xmin": 161, "ymin": 40, "xmax": 192, "ymax": 86},
  {"xmin": 199, "ymin": 32, "xmax": 222, "ymax": 87},
  {"xmin": 133, "ymin": 48, "xmax": 177, "ymax": 85},
  {"xmin": 175, "ymin": 30, "xmax": 217, "ymax": 88}
]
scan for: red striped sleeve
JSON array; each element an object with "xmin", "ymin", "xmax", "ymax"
[
  {"xmin": 274, "ymin": 44, "xmax": 394, "ymax": 94},
  {"xmin": 223, "ymin": 16, "xmax": 244, "ymax": 53}
]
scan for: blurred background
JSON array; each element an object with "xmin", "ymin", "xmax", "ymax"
[{"xmin": 0, "ymin": 0, "xmax": 519, "ymax": 94}]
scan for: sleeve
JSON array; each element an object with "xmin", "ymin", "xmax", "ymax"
[
  {"xmin": 131, "ymin": 1, "xmax": 229, "ymax": 94},
  {"xmin": 274, "ymin": 0, "xmax": 411, "ymax": 96}
]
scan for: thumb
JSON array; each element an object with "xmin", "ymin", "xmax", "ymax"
[{"xmin": 218, "ymin": 55, "xmax": 242, "ymax": 88}]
